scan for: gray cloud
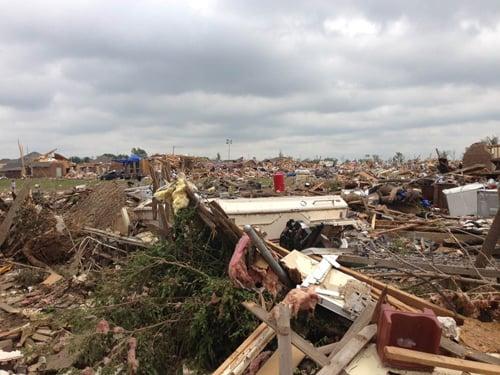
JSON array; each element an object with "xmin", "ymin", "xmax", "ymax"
[{"xmin": 0, "ymin": 0, "xmax": 499, "ymax": 160}]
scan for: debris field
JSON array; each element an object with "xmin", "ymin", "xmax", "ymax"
[{"xmin": 0, "ymin": 142, "xmax": 499, "ymax": 375}]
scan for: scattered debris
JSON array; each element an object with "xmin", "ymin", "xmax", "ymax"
[{"xmin": 0, "ymin": 146, "xmax": 499, "ymax": 374}]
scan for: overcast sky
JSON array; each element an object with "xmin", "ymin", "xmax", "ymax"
[{"xmin": 1, "ymin": 0, "xmax": 499, "ymax": 160}]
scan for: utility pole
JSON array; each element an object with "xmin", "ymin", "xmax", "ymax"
[
  {"xmin": 172, "ymin": 145, "xmax": 175, "ymax": 155},
  {"xmin": 226, "ymin": 138, "xmax": 232, "ymax": 161}
]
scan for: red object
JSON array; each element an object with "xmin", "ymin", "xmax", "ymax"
[
  {"xmin": 273, "ymin": 172, "xmax": 285, "ymax": 192},
  {"xmin": 228, "ymin": 234, "xmax": 254, "ymax": 288},
  {"xmin": 376, "ymin": 304, "xmax": 442, "ymax": 370}
]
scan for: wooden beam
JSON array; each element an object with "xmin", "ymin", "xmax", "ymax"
[
  {"xmin": 242, "ymin": 301, "xmax": 330, "ymax": 367},
  {"xmin": 328, "ymin": 302, "xmax": 376, "ymax": 360},
  {"xmin": 316, "ymin": 324, "xmax": 377, "ymax": 375},
  {"xmin": 276, "ymin": 304, "xmax": 293, "ymax": 375},
  {"xmin": 337, "ymin": 254, "xmax": 500, "ymax": 279},
  {"xmin": 82, "ymin": 227, "xmax": 148, "ymax": 248},
  {"xmin": 440, "ymin": 336, "xmax": 500, "ymax": 366},
  {"xmin": 398, "ymin": 230, "xmax": 481, "ymax": 243},
  {"xmin": 0, "ymin": 182, "xmax": 32, "ymax": 249},
  {"xmin": 384, "ymin": 346, "xmax": 500, "ymax": 375},
  {"xmin": 371, "ymin": 223, "xmax": 424, "ymax": 236},
  {"xmin": 213, "ymin": 322, "xmax": 275, "ymax": 375},
  {"xmin": 256, "ymin": 346, "xmax": 305, "ymax": 375}
]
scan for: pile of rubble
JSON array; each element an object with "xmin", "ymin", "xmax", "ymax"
[{"xmin": 0, "ymin": 144, "xmax": 498, "ymax": 374}]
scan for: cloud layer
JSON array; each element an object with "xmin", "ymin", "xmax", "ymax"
[{"xmin": 1, "ymin": 0, "xmax": 499, "ymax": 159}]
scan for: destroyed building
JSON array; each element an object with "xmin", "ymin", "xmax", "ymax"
[{"xmin": 0, "ymin": 144, "xmax": 499, "ymax": 375}]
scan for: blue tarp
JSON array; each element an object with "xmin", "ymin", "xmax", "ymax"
[{"xmin": 113, "ymin": 154, "xmax": 141, "ymax": 165}]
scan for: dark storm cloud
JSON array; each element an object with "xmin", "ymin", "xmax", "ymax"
[{"xmin": 0, "ymin": 0, "xmax": 499, "ymax": 159}]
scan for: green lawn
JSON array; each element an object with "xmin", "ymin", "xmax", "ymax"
[{"xmin": 0, "ymin": 178, "xmax": 101, "ymax": 192}]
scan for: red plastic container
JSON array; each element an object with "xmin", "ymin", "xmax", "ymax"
[
  {"xmin": 273, "ymin": 172, "xmax": 285, "ymax": 193},
  {"xmin": 376, "ymin": 304, "xmax": 442, "ymax": 371}
]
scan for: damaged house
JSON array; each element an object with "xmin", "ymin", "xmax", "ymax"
[{"xmin": 0, "ymin": 150, "xmax": 72, "ymax": 178}]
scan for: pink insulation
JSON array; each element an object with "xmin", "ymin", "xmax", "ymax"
[
  {"xmin": 282, "ymin": 287, "xmax": 319, "ymax": 317},
  {"xmin": 228, "ymin": 234, "xmax": 255, "ymax": 288}
]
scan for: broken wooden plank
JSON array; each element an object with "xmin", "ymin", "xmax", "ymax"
[
  {"xmin": 0, "ymin": 182, "xmax": 32, "ymax": 249},
  {"xmin": 337, "ymin": 254, "xmax": 500, "ymax": 279},
  {"xmin": 371, "ymin": 223, "xmax": 424, "ymax": 236},
  {"xmin": 384, "ymin": 346, "xmax": 500, "ymax": 375},
  {"xmin": 398, "ymin": 230, "xmax": 482, "ymax": 243},
  {"xmin": 276, "ymin": 304, "xmax": 293, "ymax": 375},
  {"xmin": 328, "ymin": 302, "xmax": 376, "ymax": 360},
  {"xmin": 440, "ymin": 336, "xmax": 500, "ymax": 366},
  {"xmin": 242, "ymin": 301, "xmax": 329, "ymax": 367},
  {"xmin": 256, "ymin": 346, "xmax": 305, "ymax": 375},
  {"xmin": 317, "ymin": 324, "xmax": 377, "ymax": 375},
  {"xmin": 83, "ymin": 227, "xmax": 149, "ymax": 248},
  {"xmin": 213, "ymin": 322, "xmax": 275, "ymax": 375}
]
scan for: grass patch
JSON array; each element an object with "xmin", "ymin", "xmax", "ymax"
[{"xmin": 0, "ymin": 178, "xmax": 101, "ymax": 193}]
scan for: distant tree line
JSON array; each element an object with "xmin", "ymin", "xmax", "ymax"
[{"xmin": 69, "ymin": 148, "xmax": 148, "ymax": 164}]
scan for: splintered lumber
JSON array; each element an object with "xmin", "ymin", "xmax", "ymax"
[
  {"xmin": 440, "ymin": 336, "xmax": 500, "ymax": 366},
  {"xmin": 212, "ymin": 323, "xmax": 275, "ymax": 375},
  {"xmin": 82, "ymin": 227, "xmax": 148, "ymax": 248},
  {"xmin": 383, "ymin": 346, "xmax": 500, "ymax": 375},
  {"xmin": 316, "ymin": 324, "xmax": 377, "ymax": 375},
  {"xmin": 371, "ymin": 223, "xmax": 424, "ymax": 236},
  {"xmin": 328, "ymin": 302, "xmax": 376, "ymax": 360},
  {"xmin": 242, "ymin": 301, "xmax": 330, "ymax": 367},
  {"xmin": 338, "ymin": 266, "xmax": 465, "ymax": 323},
  {"xmin": 0, "ymin": 182, "xmax": 33, "ymax": 249},
  {"xmin": 256, "ymin": 346, "xmax": 304, "ymax": 375},
  {"xmin": 276, "ymin": 304, "xmax": 292, "ymax": 375}
]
